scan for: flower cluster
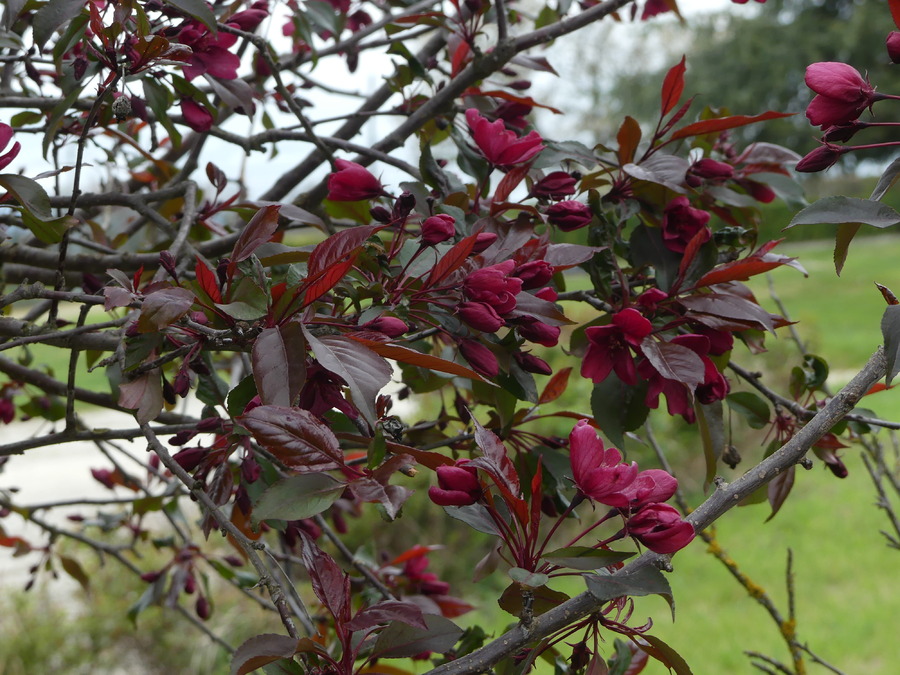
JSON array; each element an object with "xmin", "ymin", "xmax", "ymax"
[{"xmin": 569, "ymin": 421, "xmax": 694, "ymax": 554}]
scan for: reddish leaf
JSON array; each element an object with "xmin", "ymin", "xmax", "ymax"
[
  {"xmin": 385, "ymin": 441, "xmax": 455, "ymax": 470},
  {"xmin": 195, "ymin": 258, "xmax": 221, "ymax": 303},
  {"xmin": 229, "ymin": 204, "xmax": 281, "ymax": 272},
  {"xmin": 304, "ymin": 331, "xmax": 392, "ymax": 426},
  {"xmin": 510, "ymin": 54, "xmax": 559, "ymax": 76},
  {"xmin": 670, "ymin": 111, "xmax": 794, "ymax": 141},
  {"xmin": 103, "ymin": 286, "xmax": 133, "ymax": 310},
  {"xmin": 877, "ymin": 282, "xmax": 899, "ymax": 306},
  {"xmin": 425, "ymin": 232, "xmax": 479, "ymax": 287},
  {"xmin": 694, "ymin": 242, "xmax": 806, "ymax": 288},
  {"xmin": 493, "ymin": 163, "xmax": 530, "ymax": 203},
  {"xmin": 137, "ymin": 286, "xmax": 196, "ymax": 332},
  {"xmin": 387, "ymin": 545, "xmax": 443, "ymax": 566},
  {"xmin": 450, "ymin": 40, "xmax": 470, "ymax": 77},
  {"xmin": 464, "ymin": 88, "xmax": 562, "ymax": 114},
  {"xmin": 660, "ymin": 56, "xmax": 686, "ymax": 116},
  {"xmin": 239, "ymin": 405, "xmax": 344, "ymax": 471},
  {"xmin": 348, "ymin": 337, "xmax": 487, "ymax": 382},
  {"xmin": 301, "ymin": 257, "xmax": 356, "ymax": 307},
  {"xmin": 230, "ymin": 633, "xmax": 299, "ymax": 675},
  {"xmin": 865, "ymin": 382, "xmax": 894, "ymax": 396},
  {"xmin": 118, "ymin": 371, "xmax": 163, "ymax": 424},
  {"xmin": 892, "ymin": 0, "xmax": 900, "ymax": 30},
  {"xmin": 346, "ymin": 600, "xmax": 427, "ymax": 633},
  {"xmin": 617, "ymin": 116, "xmax": 642, "ymax": 165},
  {"xmin": 308, "ymin": 223, "xmax": 386, "ymax": 277},
  {"xmin": 640, "ymin": 338, "xmax": 705, "ymax": 390},
  {"xmin": 253, "ymin": 324, "xmax": 306, "ymax": 406},
  {"xmin": 298, "ymin": 532, "xmax": 351, "ymax": 623},
  {"xmin": 468, "ymin": 417, "xmax": 520, "ymax": 495},
  {"xmin": 538, "ymin": 366, "xmax": 571, "ymax": 404}
]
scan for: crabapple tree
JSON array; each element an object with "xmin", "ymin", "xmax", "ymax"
[{"xmin": 0, "ymin": 0, "xmax": 898, "ymax": 673}]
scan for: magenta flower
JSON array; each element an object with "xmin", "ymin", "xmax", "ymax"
[
  {"xmin": 615, "ymin": 469, "xmax": 678, "ymax": 510},
  {"xmin": 227, "ymin": 1, "xmax": 269, "ymax": 32},
  {"xmin": 421, "ymin": 214, "xmax": 456, "ymax": 245},
  {"xmin": 546, "ymin": 200, "xmax": 592, "ymax": 231},
  {"xmin": 326, "ymin": 159, "xmax": 384, "ymax": 201},
  {"xmin": 626, "ymin": 503, "xmax": 695, "ymax": 554},
  {"xmin": 463, "ymin": 260, "xmax": 522, "ymax": 314},
  {"xmin": 661, "ymin": 196, "xmax": 711, "ymax": 254},
  {"xmin": 581, "ymin": 308, "xmax": 652, "ymax": 386},
  {"xmin": 688, "ymin": 158, "xmax": 734, "ymax": 182},
  {"xmin": 458, "ymin": 301, "xmax": 505, "ymax": 333},
  {"xmin": 795, "ymin": 143, "xmax": 847, "ymax": 173},
  {"xmin": 568, "ymin": 420, "xmax": 638, "ymax": 504},
  {"xmin": 180, "ymin": 99, "xmax": 214, "ymax": 133},
  {"xmin": 0, "ymin": 123, "xmax": 21, "ymax": 171},
  {"xmin": 428, "ymin": 462, "xmax": 481, "ymax": 507},
  {"xmin": 459, "ymin": 339, "xmax": 499, "ymax": 378},
  {"xmin": 805, "ymin": 62, "xmax": 878, "ymax": 129},
  {"xmin": 531, "ymin": 171, "xmax": 577, "ymax": 199},
  {"xmin": 0, "ymin": 397, "xmax": 14, "ymax": 424},
  {"xmin": 465, "ymin": 108, "xmax": 544, "ymax": 168},
  {"xmin": 175, "ymin": 22, "xmax": 241, "ymax": 81}
]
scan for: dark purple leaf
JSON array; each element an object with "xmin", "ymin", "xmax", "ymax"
[
  {"xmin": 766, "ymin": 464, "xmax": 796, "ymax": 522},
  {"xmin": 118, "ymin": 371, "xmax": 163, "ymax": 424},
  {"xmin": 468, "ymin": 417, "xmax": 519, "ymax": 495},
  {"xmin": 230, "ymin": 204, "xmax": 281, "ymax": 268},
  {"xmin": 298, "ymin": 532, "xmax": 350, "ymax": 623},
  {"xmin": 137, "ymin": 287, "xmax": 195, "ymax": 332},
  {"xmin": 372, "ymin": 613, "xmax": 463, "ymax": 659},
  {"xmin": 640, "ymin": 339, "xmax": 705, "ymax": 390},
  {"xmin": 349, "ymin": 476, "xmax": 413, "ymax": 521},
  {"xmin": 252, "ymin": 324, "xmax": 306, "ymax": 406},
  {"xmin": 239, "ymin": 405, "xmax": 344, "ymax": 471},
  {"xmin": 543, "ymin": 243, "xmax": 604, "ymax": 269},
  {"xmin": 304, "ymin": 330, "xmax": 392, "ymax": 427},
  {"xmin": 882, "ymin": 305, "xmax": 900, "ymax": 386},
  {"xmin": 230, "ymin": 633, "xmax": 299, "ymax": 675},
  {"xmin": 346, "ymin": 600, "xmax": 427, "ymax": 633},
  {"xmin": 680, "ymin": 291, "xmax": 777, "ymax": 333},
  {"xmin": 508, "ymin": 291, "xmax": 573, "ymax": 326},
  {"xmin": 622, "ymin": 154, "xmax": 690, "ymax": 193},
  {"xmin": 307, "ymin": 224, "xmax": 385, "ymax": 277},
  {"xmin": 498, "ymin": 582, "xmax": 570, "ymax": 619}
]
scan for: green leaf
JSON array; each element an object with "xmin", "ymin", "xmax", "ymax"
[
  {"xmin": 787, "ymin": 196, "xmax": 900, "ymax": 229},
  {"xmin": 696, "ymin": 400, "xmax": 726, "ymax": 489},
  {"xmin": 21, "ymin": 211, "xmax": 76, "ymax": 244},
  {"xmin": 870, "ymin": 156, "xmax": 900, "ymax": 201},
  {"xmin": 833, "ymin": 222, "xmax": 861, "ymax": 276},
  {"xmin": 585, "ymin": 565, "xmax": 675, "ymax": 620},
  {"xmin": 42, "ymin": 84, "xmax": 84, "ymax": 159},
  {"xmin": 59, "ymin": 554, "xmax": 90, "ymax": 593},
  {"xmin": 33, "ymin": 0, "xmax": 85, "ymax": 49},
  {"xmin": 508, "ymin": 567, "xmax": 549, "ymax": 588},
  {"xmin": 163, "ymin": 0, "xmax": 217, "ymax": 33},
  {"xmin": 541, "ymin": 547, "xmax": 634, "ymax": 571},
  {"xmin": 882, "ymin": 305, "xmax": 900, "ymax": 386},
  {"xmin": 590, "ymin": 375, "xmax": 649, "ymax": 449},
  {"xmin": 251, "ymin": 473, "xmax": 345, "ymax": 527},
  {"xmin": 725, "ymin": 392, "xmax": 770, "ymax": 429},
  {"xmin": 0, "ymin": 174, "xmax": 51, "ymax": 219},
  {"xmin": 128, "ymin": 572, "xmax": 168, "ymax": 625}
]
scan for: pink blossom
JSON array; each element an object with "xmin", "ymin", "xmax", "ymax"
[
  {"xmin": 513, "ymin": 261, "xmax": 554, "ymax": 290},
  {"xmin": 582, "ymin": 308, "xmax": 652, "ymax": 386},
  {"xmin": 805, "ymin": 62, "xmax": 878, "ymax": 129},
  {"xmin": 888, "ymin": 32, "xmax": 900, "ymax": 64},
  {"xmin": 326, "ymin": 159, "xmax": 384, "ymax": 201},
  {"xmin": 615, "ymin": 470, "xmax": 678, "ymax": 510},
  {"xmin": 227, "ymin": 1, "xmax": 269, "ymax": 32},
  {"xmin": 465, "ymin": 109, "xmax": 544, "ymax": 168},
  {"xmin": 661, "ymin": 196, "xmax": 711, "ymax": 254},
  {"xmin": 568, "ymin": 420, "xmax": 638, "ymax": 505},
  {"xmin": 627, "ymin": 503, "xmax": 695, "ymax": 554},
  {"xmin": 176, "ymin": 22, "xmax": 241, "ymax": 81},
  {"xmin": 180, "ymin": 99, "xmax": 214, "ymax": 133}
]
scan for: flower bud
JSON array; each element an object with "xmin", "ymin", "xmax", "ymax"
[
  {"xmin": 513, "ymin": 260, "xmax": 554, "ymax": 290},
  {"xmin": 458, "ymin": 301, "xmax": 504, "ymax": 332},
  {"xmin": 195, "ymin": 596, "xmax": 211, "ymax": 620},
  {"xmin": 546, "ymin": 200, "xmax": 592, "ymax": 231},
  {"xmin": 795, "ymin": 144, "xmax": 845, "ymax": 173},
  {"xmin": 531, "ymin": 171, "xmax": 577, "ymax": 199},
  {"xmin": 471, "ymin": 232, "xmax": 498, "ymax": 254},
  {"xmin": 689, "ymin": 158, "xmax": 734, "ymax": 181},
  {"xmin": 370, "ymin": 206, "xmax": 392, "ymax": 223},
  {"xmin": 392, "ymin": 191, "xmax": 416, "ymax": 220},
  {"xmin": 459, "ymin": 339, "xmax": 499, "ymax": 378},
  {"xmin": 173, "ymin": 446, "xmax": 207, "ymax": 472},
  {"xmin": 180, "ymin": 99, "xmax": 213, "ymax": 133},
  {"xmin": 428, "ymin": 463, "xmax": 481, "ymax": 506},
  {"xmin": 888, "ymin": 31, "xmax": 900, "ymax": 64},
  {"xmin": 361, "ymin": 315, "xmax": 408, "ymax": 337},
  {"xmin": 517, "ymin": 318, "xmax": 560, "ymax": 347},
  {"xmin": 514, "ymin": 352, "xmax": 552, "ymax": 375},
  {"xmin": 421, "ymin": 214, "xmax": 456, "ymax": 246},
  {"xmin": 327, "ymin": 159, "xmax": 384, "ymax": 201}
]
